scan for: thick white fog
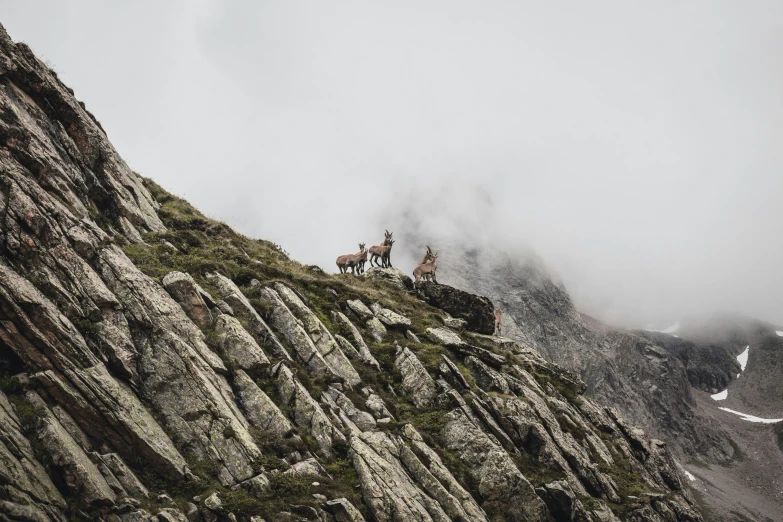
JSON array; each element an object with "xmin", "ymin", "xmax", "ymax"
[{"xmin": 4, "ymin": 1, "xmax": 783, "ymax": 328}]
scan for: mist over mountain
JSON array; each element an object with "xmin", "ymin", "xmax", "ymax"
[{"xmin": 4, "ymin": 2, "xmax": 783, "ymax": 330}]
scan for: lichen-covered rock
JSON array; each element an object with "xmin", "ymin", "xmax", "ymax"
[
  {"xmin": 24, "ymin": 391, "xmax": 116, "ymax": 506},
  {"xmin": 0, "ymin": 390, "xmax": 67, "ymax": 521},
  {"xmin": 273, "ymin": 363, "xmax": 345, "ymax": 456},
  {"xmin": 324, "ymin": 498, "xmax": 367, "ymax": 522},
  {"xmin": 256, "ymin": 287, "xmax": 333, "ymax": 377},
  {"xmin": 441, "ymin": 409, "xmax": 552, "ymax": 521},
  {"xmin": 370, "ymin": 302, "xmax": 412, "ymax": 329},
  {"xmin": 322, "ymin": 385, "xmax": 377, "ymax": 432},
  {"xmin": 233, "ymin": 370, "xmax": 294, "ymax": 437},
  {"xmin": 215, "ymin": 315, "xmax": 270, "ymax": 373},
  {"xmin": 335, "ymin": 334, "xmax": 362, "ymax": 360},
  {"xmin": 207, "ymin": 272, "xmax": 290, "ymax": 361},
  {"xmin": 350, "ymin": 431, "xmax": 449, "ymax": 521},
  {"xmin": 332, "ymin": 311, "xmax": 380, "ymax": 370},
  {"xmin": 417, "ymin": 283, "xmax": 495, "ymax": 334},
  {"xmin": 366, "ymin": 317, "xmax": 387, "ymax": 343},
  {"xmin": 425, "ymin": 327, "xmax": 464, "ymax": 347},
  {"xmin": 283, "ymin": 458, "xmax": 328, "ymax": 478},
  {"xmin": 443, "ymin": 316, "xmax": 467, "ymax": 332},
  {"xmin": 346, "ymin": 300, "xmax": 373, "ymax": 320},
  {"xmin": 394, "ymin": 347, "xmax": 438, "ymax": 409},
  {"xmin": 162, "ymin": 271, "xmax": 213, "ymax": 330},
  {"xmin": 97, "ymin": 453, "xmax": 149, "ymax": 498},
  {"xmin": 426, "ymin": 328, "xmax": 506, "ymax": 368},
  {"xmin": 273, "ymin": 283, "xmax": 360, "ymax": 386},
  {"xmin": 361, "ymin": 268, "xmax": 414, "ymax": 290}
]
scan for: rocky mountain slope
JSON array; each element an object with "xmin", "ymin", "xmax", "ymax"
[
  {"xmin": 0, "ymin": 23, "xmax": 703, "ymax": 522},
  {"xmin": 407, "ymin": 240, "xmax": 783, "ymax": 521}
]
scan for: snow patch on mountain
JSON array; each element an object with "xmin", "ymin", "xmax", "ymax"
[
  {"xmin": 718, "ymin": 407, "xmax": 783, "ymax": 424},
  {"xmin": 737, "ymin": 346, "xmax": 749, "ymax": 372},
  {"xmin": 711, "ymin": 389, "xmax": 728, "ymax": 401}
]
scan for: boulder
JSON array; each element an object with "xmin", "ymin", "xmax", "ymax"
[
  {"xmin": 366, "ymin": 318, "xmax": 387, "ymax": 343},
  {"xmin": 361, "ymin": 268, "xmax": 414, "ymax": 290},
  {"xmin": 441, "ymin": 409, "xmax": 551, "ymax": 521},
  {"xmin": 346, "ymin": 300, "xmax": 374, "ymax": 320},
  {"xmin": 417, "ymin": 283, "xmax": 495, "ymax": 334},
  {"xmin": 370, "ymin": 303, "xmax": 412, "ymax": 329},
  {"xmin": 325, "ymin": 498, "xmax": 367, "ymax": 522}
]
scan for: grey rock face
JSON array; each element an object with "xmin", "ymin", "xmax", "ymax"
[
  {"xmin": 215, "ymin": 315, "xmax": 270, "ymax": 373},
  {"xmin": 100, "ymin": 247, "xmax": 261, "ymax": 486},
  {"xmin": 324, "ymin": 498, "xmax": 367, "ymax": 522},
  {"xmin": 273, "ymin": 363, "xmax": 345, "ymax": 456},
  {"xmin": 394, "ymin": 347, "xmax": 438, "ymax": 409},
  {"xmin": 346, "ymin": 300, "xmax": 374, "ymax": 321},
  {"xmin": 332, "ymin": 311, "xmax": 381, "ymax": 370},
  {"xmin": 24, "ymin": 391, "xmax": 115, "ymax": 506},
  {"xmin": 0, "ymin": 390, "xmax": 67, "ymax": 521},
  {"xmin": 370, "ymin": 302, "xmax": 412, "ymax": 330},
  {"xmin": 322, "ymin": 385, "xmax": 377, "ymax": 432},
  {"xmin": 361, "ymin": 268, "xmax": 414, "ymax": 290},
  {"xmin": 208, "ymin": 273, "xmax": 291, "ymax": 361},
  {"xmin": 365, "ymin": 317, "xmax": 387, "ymax": 343},
  {"xmin": 256, "ymin": 286, "xmax": 334, "ymax": 377},
  {"xmin": 162, "ymin": 271, "xmax": 213, "ymax": 330},
  {"xmin": 273, "ymin": 283, "xmax": 360, "ymax": 386},
  {"xmin": 441, "ymin": 409, "xmax": 551, "ymax": 521},
  {"xmin": 233, "ymin": 370, "xmax": 294, "ymax": 437}
]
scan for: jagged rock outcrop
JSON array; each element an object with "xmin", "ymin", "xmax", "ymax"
[
  {"xmin": 394, "ymin": 347, "xmax": 437, "ymax": 408},
  {"xmin": 416, "ymin": 282, "xmax": 495, "ymax": 334},
  {"xmin": 332, "ymin": 311, "xmax": 381, "ymax": 370},
  {"xmin": 215, "ymin": 315, "xmax": 270, "ymax": 373},
  {"xmin": 370, "ymin": 303, "xmax": 411, "ymax": 330},
  {"xmin": 208, "ymin": 273, "xmax": 291, "ymax": 361},
  {"xmin": 162, "ymin": 271, "xmax": 213, "ymax": 330},
  {"xmin": 233, "ymin": 369, "xmax": 294, "ymax": 437},
  {"xmin": 272, "ymin": 363, "xmax": 345, "ymax": 457}
]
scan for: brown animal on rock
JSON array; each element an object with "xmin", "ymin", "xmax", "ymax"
[
  {"xmin": 419, "ymin": 245, "xmax": 434, "ymax": 266},
  {"xmin": 494, "ymin": 308, "xmax": 503, "ymax": 336},
  {"xmin": 369, "ymin": 238, "xmax": 394, "ymax": 268},
  {"xmin": 336, "ymin": 243, "xmax": 366, "ymax": 275},
  {"xmin": 413, "ymin": 251, "xmax": 438, "ymax": 285}
]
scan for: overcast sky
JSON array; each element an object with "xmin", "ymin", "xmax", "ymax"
[{"xmin": 3, "ymin": 1, "xmax": 783, "ymax": 328}]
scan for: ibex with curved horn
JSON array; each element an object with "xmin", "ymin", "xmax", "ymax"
[
  {"xmin": 419, "ymin": 245, "xmax": 434, "ymax": 266},
  {"xmin": 413, "ymin": 251, "xmax": 438, "ymax": 285},
  {"xmin": 369, "ymin": 230, "xmax": 394, "ymax": 268},
  {"xmin": 336, "ymin": 243, "xmax": 366, "ymax": 275}
]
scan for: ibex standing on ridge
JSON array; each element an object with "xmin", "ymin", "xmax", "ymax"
[
  {"xmin": 419, "ymin": 245, "xmax": 434, "ymax": 266},
  {"xmin": 413, "ymin": 251, "xmax": 438, "ymax": 285},
  {"xmin": 494, "ymin": 308, "xmax": 503, "ymax": 336},
  {"xmin": 336, "ymin": 243, "xmax": 366, "ymax": 275},
  {"xmin": 369, "ymin": 230, "xmax": 394, "ymax": 268}
]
